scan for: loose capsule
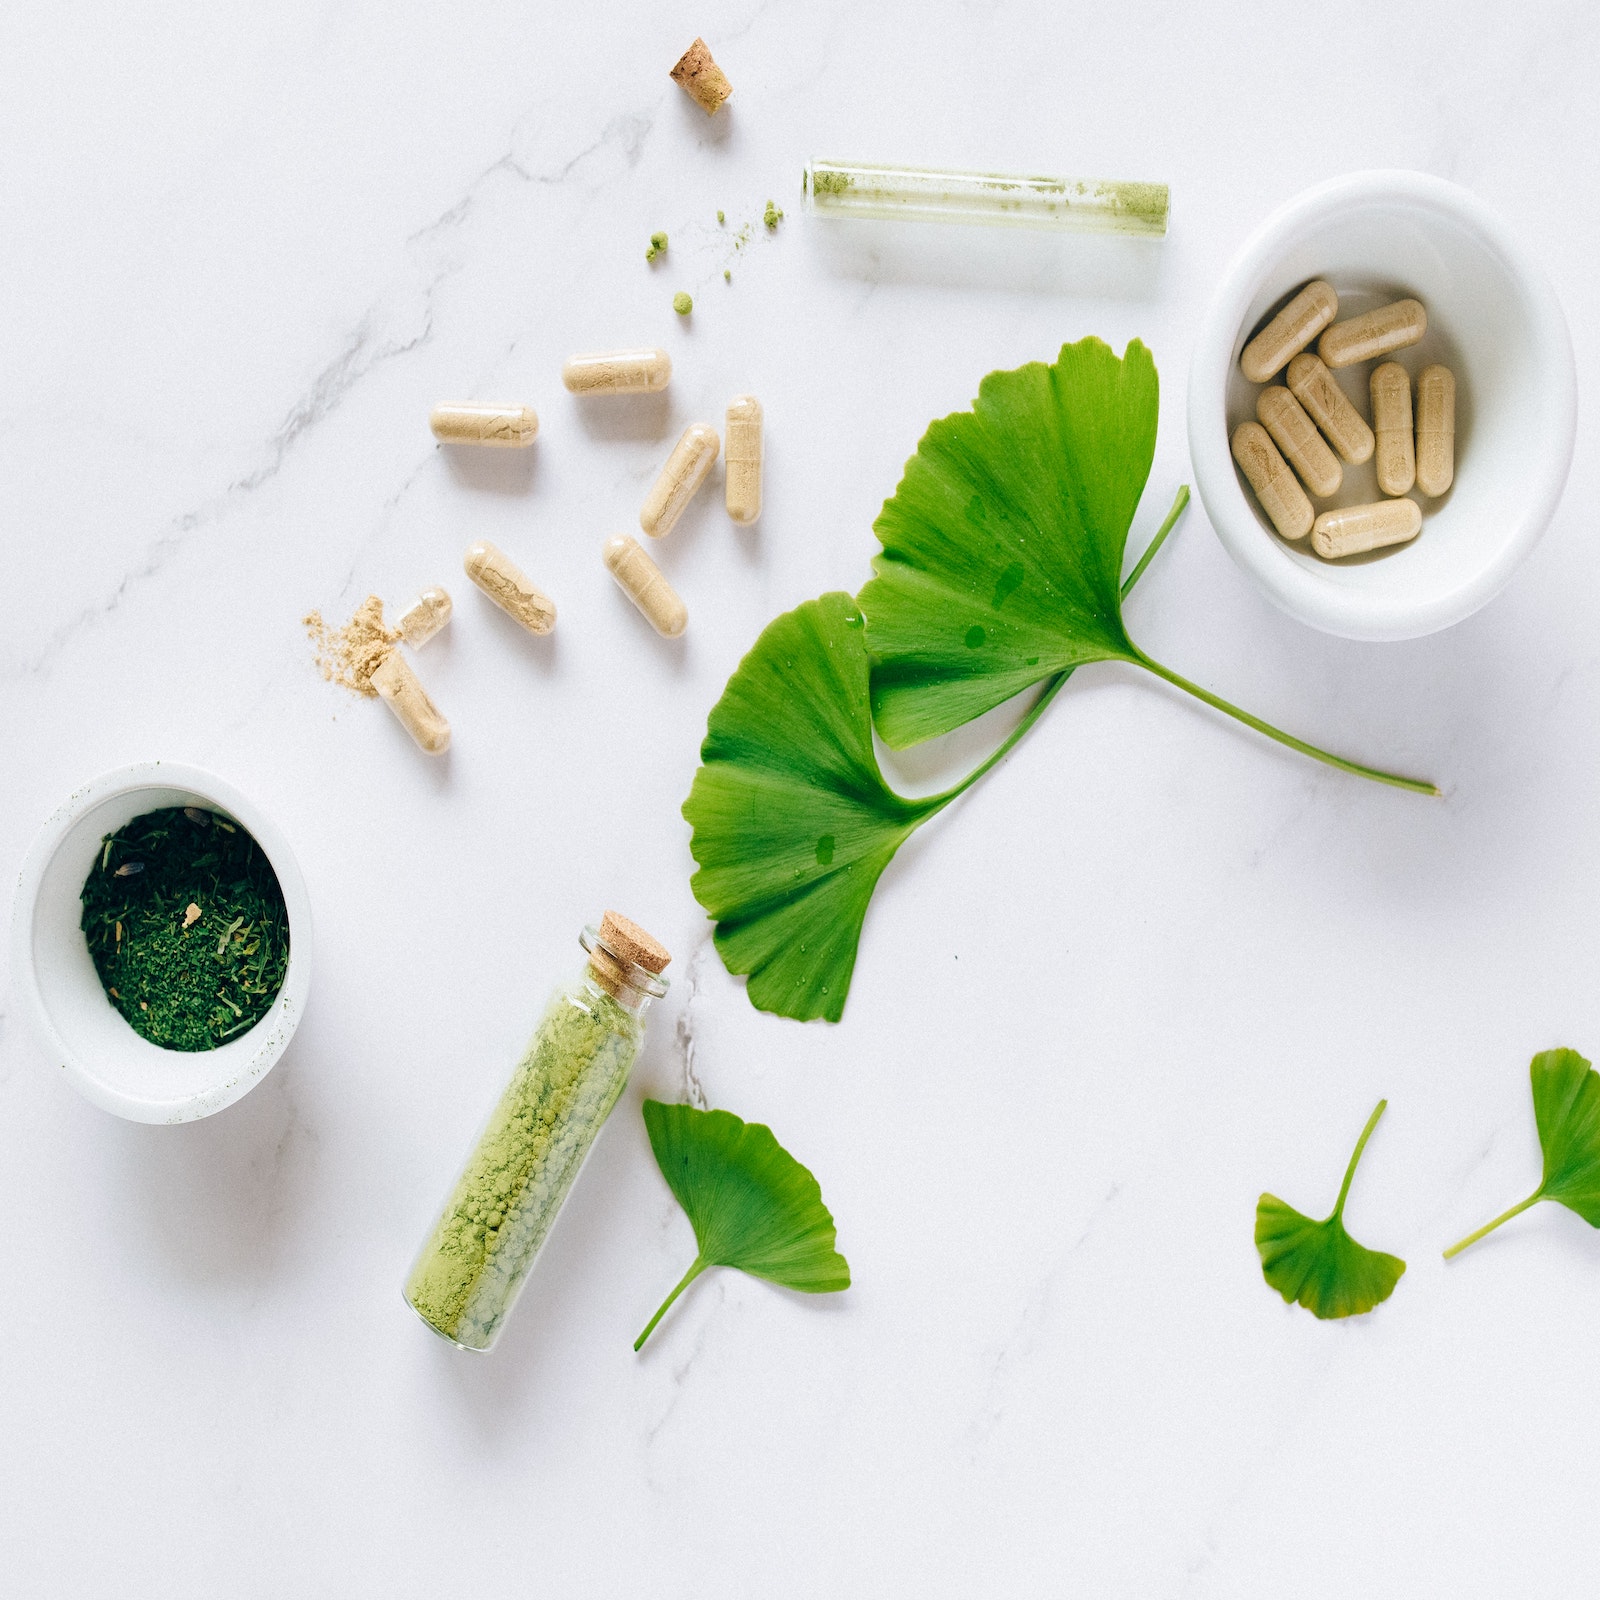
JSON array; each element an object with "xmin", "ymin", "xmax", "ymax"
[
  {"xmin": 725, "ymin": 395, "xmax": 763, "ymax": 524},
  {"xmin": 1370, "ymin": 363, "xmax": 1416, "ymax": 497},
  {"xmin": 1416, "ymin": 364, "xmax": 1456, "ymax": 497},
  {"xmin": 395, "ymin": 587, "xmax": 452, "ymax": 648},
  {"xmin": 1311, "ymin": 498, "xmax": 1423, "ymax": 560},
  {"xmin": 1256, "ymin": 386, "xmax": 1341, "ymax": 499},
  {"xmin": 463, "ymin": 540, "xmax": 556, "ymax": 635},
  {"xmin": 1231, "ymin": 422, "xmax": 1313, "ymax": 543},
  {"xmin": 1318, "ymin": 298, "xmax": 1427, "ymax": 368},
  {"xmin": 1286, "ymin": 353, "xmax": 1375, "ymax": 465},
  {"xmin": 561, "ymin": 348, "xmax": 672, "ymax": 395},
  {"xmin": 1239, "ymin": 280, "xmax": 1339, "ymax": 384},
  {"xmin": 429, "ymin": 404, "xmax": 539, "ymax": 447},
  {"xmin": 372, "ymin": 652, "xmax": 451, "ymax": 754},
  {"xmin": 641, "ymin": 423, "xmax": 720, "ymax": 538},
  {"xmin": 603, "ymin": 535, "xmax": 687, "ymax": 637}
]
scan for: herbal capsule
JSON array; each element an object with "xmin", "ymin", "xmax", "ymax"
[
  {"xmin": 640, "ymin": 422, "xmax": 720, "ymax": 538},
  {"xmin": 1311, "ymin": 498, "xmax": 1423, "ymax": 560},
  {"xmin": 429, "ymin": 404, "xmax": 538, "ymax": 447},
  {"xmin": 1318, "ymin": 298, "xmax": 1427, "ymax": 369},
  {"xmin": 724, "ymin": 395, "xmax": 763, "ymax": 524},
  {"xmin": 561, "ymin": 348, "xmax": 672, "ymax": 395},
  {"xmin": 1240, "ymin": 280, "xmax": 1339, "ymax": 384},
  {"xmin": 372, "ymin": 652, "xmax": 450, "ymax": 755},
  {"xmin": 1370, "ymin": 362, "xmax": 1416, "ymax": 497},
  {"xmin": 1231, "ymin": 421, "xmax": 1313, "ymax": 542},
  {"xmin": 1416, "ymin": 364, "xmax": 1456, "ymax": 497},
  {"xmin": 1287, "ymin": 353, "xmax": 1375, "ymax": 465},
  {"xmin": 395, "ymin": 587, "xmax": 452, "ymax": 648},
  {"xmin": 1256, "ymin": 385, "xmax": 1341, "ymax": 499},
  {"xmin": 463, "ymin": 540, "xmax": 556, "ymax": 635},
  {"xmin": 404, "ymin": 914, "xmax": 671, "ymax": 1351},
  {"xmin": 604, "ymin": 535, "xmax": 688, "ymax": 637}
]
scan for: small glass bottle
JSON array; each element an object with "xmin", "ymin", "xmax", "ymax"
[{"xmin": 403, "ymin": 912, "xmax": 671, "ymax": 1351}]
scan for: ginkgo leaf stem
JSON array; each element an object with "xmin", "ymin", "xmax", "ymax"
[
  {"xmin": 1443, "ymin": 1191, "xmax": 1544, "ymax": 1260},
  {"xmin": 1121, "ymin": 484, "xmax": 1190, "ymax": 600},
  {"xmin": 924, "ymin": 484, "xmax": 1193, "ymax": 812},
  {"xmin": 1333, "ymin": 1099, "xmax": 1388, "ymax": 1219},
  {"xmin": 635, "ymin": 1256, "xmax": 708, "ymax": 1351},
  {"xmin": 1132, "ymin": 653, "xmax": 1440, "ymax": 797}
]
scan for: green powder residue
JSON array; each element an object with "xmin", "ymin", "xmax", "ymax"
[
  {"xmin": 80, "ymin": 806, "xmax": 290, "ymax": 1051},
  {"xmin": 673, "ymin": 290, "xmax": 693, "ymax": 315},
  {"xmin": 809, "ymin": 168, "xmax": 851, "ymax": 197},
  {"xmin": 764, "ymin": 199, "xmax": 784, "ymax": 230},
  {"xmin": 1099, "ymin": 181, "xmax": 1169, "ymax": 228},
  {"xmin": 724, "ymin": 269, "xmax": 731, "ymax": 282},
  {"xmin": 646, "ymin": 230, "xmax": 668, "ymax": 262},
  {"xmin": 716, "ymin": 209, "xmax": 725, "ymax": 225},
  {"xmin": 405, "ymin": 984, "xmax": 642, "ymax": 1349}
]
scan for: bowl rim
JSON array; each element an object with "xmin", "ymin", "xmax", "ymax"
[
  {"xmin": 1187, "ymin": 168, "xmax": 1577, "ymax": 641},
  {"xmin": 8, "ymin": 761, "xmax": 314, "ymax": 1122}
]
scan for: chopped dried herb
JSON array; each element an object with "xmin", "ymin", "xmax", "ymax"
[{"xmin": 80, "ymin": 806, "xmax": 290, "ymax": 1052}]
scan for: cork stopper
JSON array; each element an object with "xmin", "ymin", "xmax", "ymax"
[
  {"xmin": 670, "ymin": 38, "xmax": 732, "ymax": 115},
  {"xmin": 599, "ymin": 911, "xmax": 671, "ymax": 973}
]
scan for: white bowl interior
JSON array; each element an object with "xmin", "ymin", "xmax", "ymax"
[
  {"xmin": 18, "ymin": 773, "xmax": 310, "ymax": 1122},
  {"xmin": 1193, "ymin": 175, "xmax": 1575, "ymax": 639}
]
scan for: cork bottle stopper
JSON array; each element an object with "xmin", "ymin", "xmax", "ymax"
[
  {"xmin": 670, "ymin": 38, "xmax": 732, "ymax": 115},
  {"xmin": 599, "ymin": 911, "xmax": 671, "ymax": 973}
]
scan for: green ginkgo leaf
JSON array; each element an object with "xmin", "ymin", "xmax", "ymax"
[
  {"xmin": 1255, "ymin": 1099, "xmax": 1406, "ymax": 1319},
  {"xmin": 858, "ymin": 337, "xmax": 1436, "ymax": 797},
  {"xmin": 635, "ymin": 1100, "xmax": 850, "ymax": 1351},
  {"xmin": 1444, "ymin": 1048, "xmax": 1600, "ymax": 1259}
]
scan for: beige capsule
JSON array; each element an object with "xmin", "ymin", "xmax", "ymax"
[
  {"xmin": 1311, "ymin": 498, "xmax": 1423, "ymax": 560},
  {"xmin": 641, "ymin": 423, "xmax": 720, "ymax": 538},
  {"xmin": 1286, "ymin": 353, "xmax": 1375, "ymax": 465},
  {"xmin": 604, "ymin": 535, "xmax": 687, "ymax": 637},
  {"xmin": 429, "ymin": 404, "xmax": 539, "ymax": 447},
  {"xmin": 1240, "ymin": 280, "xmax": 1339, "ymax": 384},
  {"xmin": 1256, "ymin": 386, "xmax": 1341, "ymax": 499},
  {"xmin": 1318, "ymin": 298, "xmax": 1427, "ymax": 369},
  {"xmin": 1231, "ymin": 422, "xmax": 1313, "ymax": 542},
  {"xmin": 561, "ymin": 348, "xmax": 672, "ymax": 395},
  {"xmin": 1416, "ymin": 364, "xmax": 1456, "ymax": 497},
  {"xmin": 1370, "ymin": 362, "xmax": 1416, "ymax": 496},
  {"xmin": 463, "ymin": 540, "xmax": 556, "ymax": 635},
  {"xmin": 725, "ymin": 395, "xmax": 763, "ymax": 524},
  {"xmin": 395, "ymin": 586, "xmax": 452, "ymax": 648},
  {"xmin": 372, "ymin": 652, "xmax": 450, "ymax": 755}
]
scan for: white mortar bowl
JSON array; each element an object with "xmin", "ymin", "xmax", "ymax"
[
  {"xmin": 10, "ymin": 763, "xmax": 313, "ymax": 1122},
  {"xmin": 1188, "ymin": 170, "xmax": 1576, "ymax": 640}
]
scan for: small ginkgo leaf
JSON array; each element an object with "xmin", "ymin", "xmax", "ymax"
[
  {"xmin": 636, "ymin": 1100, "xmax": 850, "ymax": 1351},
  {"xmin": 1444, "ymin": 1048, "xmax": 1600, "ymax": 1259},
  {"xmin": 1255, "ymin": 1099, "xmax": 1405, "ymax": 1319},
  {"xmin": 860, "ymin": 336, "xmax": 1154, "ymax": 749}
]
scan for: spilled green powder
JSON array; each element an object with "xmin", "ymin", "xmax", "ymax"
[
  {"xmin": 646, "ymin": 230, "xmax": 668, "ymax": 262},
  {"xmin": 764, "ymin": 199, "xmax": 784, "ymax": 230},
  {"xmin": 716, "ymin": 209, "xmax": 725, "ymax": 224},
  {"xmin": 405, "ymin": 985, "xmax": 642, "ymax": 1349},
  {"xmin": 673, "ymin": 290, "xmax": 693, "ymax": 315}
]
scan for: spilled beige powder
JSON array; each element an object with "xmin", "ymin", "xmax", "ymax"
[{"xmin": 304, "ymin": 596, "xmax": 399, "ymax": 697}]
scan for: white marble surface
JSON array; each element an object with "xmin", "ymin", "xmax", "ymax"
[{"xmin": 3, "ymin": 2, "xmax": 1598, "ymax": 1592}]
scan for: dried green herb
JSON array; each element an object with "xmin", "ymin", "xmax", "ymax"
[{"xmin": 80, "ymin": 806, "xmax": 290, "ymax": 1051}]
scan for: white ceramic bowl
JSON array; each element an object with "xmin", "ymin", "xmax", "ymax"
[
  {"xmin": 9, "ymin": 763, "xmax": 313, "ymax": 1122},
  {"xmin": 1188, "ymin": 170, "xmax": 1576, "ymax": 640}
]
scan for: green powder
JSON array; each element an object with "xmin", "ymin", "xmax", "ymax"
[
  {"xmin": 646, "ymin": 230, "xmax": 668, "ymax": 262},
  {"xmin": 404, "ymin": 983, "xmax": 642, "ymax": 1349},
  {"xmin": 716, "ymin": 209, "xmax": 725, "ymax": 224},
  {"xmin": 673, "ymin": 290, "xmax": 693, "ymax": 315},
  {"xmin": 764, "ymin": 199, "xmax": 784, "ymax": 230},
  {"xmin": 80, "ymin": 806, "xmax": 289, "ymax": 1051},
  {"xmin": 809, "ymin": 169, "xmax": 851, "ymax": 197}
]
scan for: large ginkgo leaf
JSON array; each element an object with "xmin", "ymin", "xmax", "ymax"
[
  {"xmin": 683, "ymin": 591, "xmax": 945, "ymax": 1023},
  {"xmin": 1446, "ymin": 1048, "xmax": 1600, "ymax": 1259},
  {"xmin": 1255, "ymin": 1100, "xmax": 1406, "ymax": 1319},
  {"xmin": 635, "ymin": 1101, "xmax": 850, "ymax": 1350},
  {"xmin": 860, "ymin": 336, "xmax": 1157, "ymax": 748}
]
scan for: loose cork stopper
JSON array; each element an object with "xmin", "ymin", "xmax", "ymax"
[
  {"xmin": 670, "ymin": 38, "xmax": 732, "ymax": 115},
  {"xmin": 599, "ymin": 911, "xmax": 671, "ymax": 973}
]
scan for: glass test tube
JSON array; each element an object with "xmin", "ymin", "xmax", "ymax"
[{"xmin": 801, "ymin": 159, "xmax": 1169, "ymax": 236}]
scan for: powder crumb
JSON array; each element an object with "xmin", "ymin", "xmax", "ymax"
[
  {"xmin": 304, "ymin": 596, "xmax": 400, "ymax": 697},
  {"xmin": 673, "ymin": 291, "xmax": 693, "ymax": 316},
  {"xmin": 764, "ymin": 199, "xmax": 784, "ymax": 230}
]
